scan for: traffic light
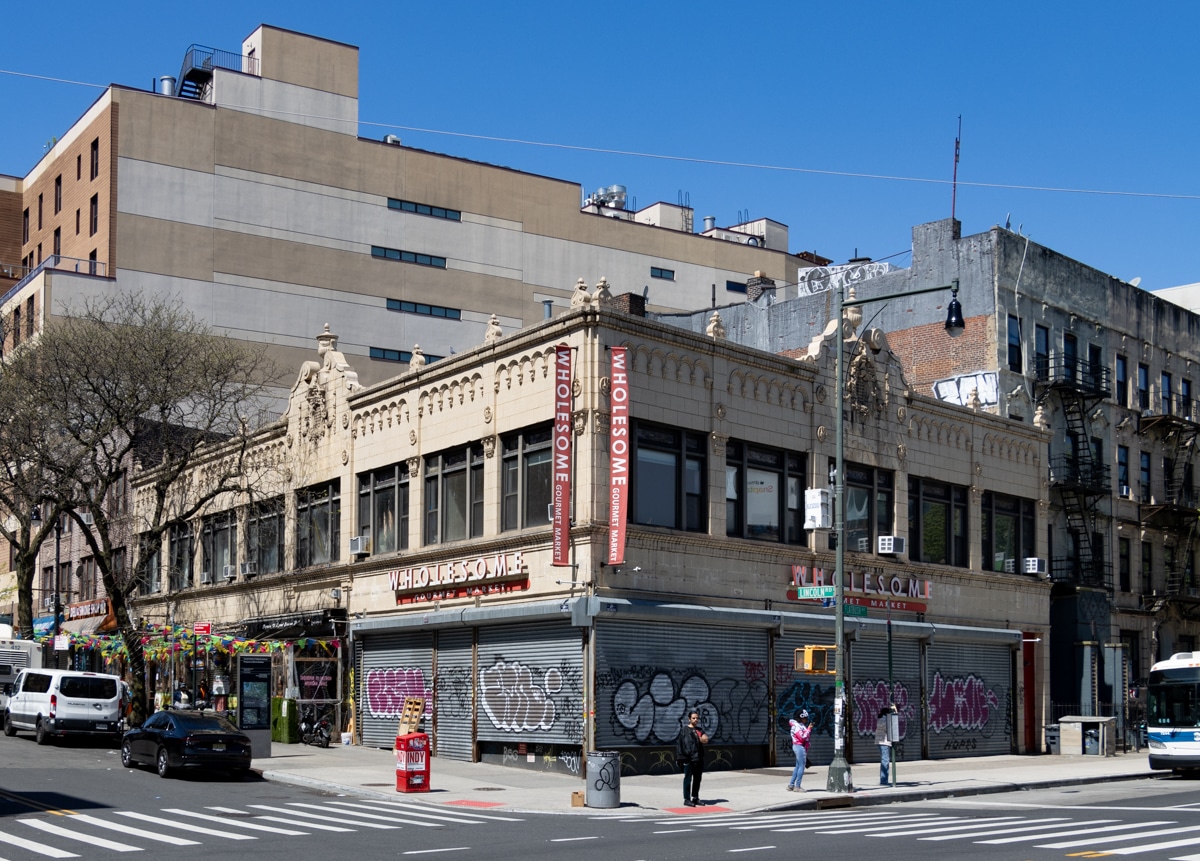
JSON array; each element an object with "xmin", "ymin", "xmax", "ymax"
[{"xmin": 795, "ymin": 645, "xmax": 837, "ymax": 674}]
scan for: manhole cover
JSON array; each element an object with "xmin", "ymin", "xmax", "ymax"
[{"xmin": 473, "ymin": 787, "xmax": 506, "ymax": 792}]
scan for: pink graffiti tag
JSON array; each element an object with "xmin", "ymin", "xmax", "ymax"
[
  {"xmin": 852, "ymin": 680, "xmax": 911, "ymax": 738},
  {"xmin": 928, "ymin": 671, "xmax": 999, "ymax": 733},
  {"xmin": 742, "ymin": 660, "xmax": 766, "ymax": 683},
  {"xmin": 364, "ymin": 667, "xmax": 433, "ymax": 718}
]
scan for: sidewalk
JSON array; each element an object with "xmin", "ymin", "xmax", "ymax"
[{"xmin": 255, "ymin": 742, "xmax": 1159, "ymax": 815}]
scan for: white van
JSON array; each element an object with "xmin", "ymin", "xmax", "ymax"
[{"xmin": 3, "ymin": 669, "xmax": 123, "ymax": 744}]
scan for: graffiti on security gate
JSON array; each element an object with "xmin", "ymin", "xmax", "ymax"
[
  {"xmin": 478, "ymin": 658, "xmax": 582, "ymax": 741},
  {"xmin": 609, "ymin": 671, "xmax": 717, "ymax": 744},
  {"xmin": 364, "ymin": 667, "xmax": 433, "ymax": 717},
  {"xmin": 775, "ymin": 678, "xmax": 829, "ymax": 741},
  {"xmin": 927, "ymin": 670, "xmax": 999, "ymax": 734},
  {"xmin": 852, "ymin": 679, "xmax": 913, "ymax": 739}
]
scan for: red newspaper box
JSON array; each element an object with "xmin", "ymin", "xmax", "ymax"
[{"xmin": 395, "ymin": 733, "xmax": 430, "ymax": 793}]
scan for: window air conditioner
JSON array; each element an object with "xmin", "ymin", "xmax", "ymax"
[
  {"xmin": 1119, "ymin": 484, "xmax": 1132, "ymax": 499},
  {"xmin": 239, "ymin": 561, "xmax": 257, "ymax": 578},
  {"xmin": 877, "ymin": 535, "xmax": 906, "ymax": 555},
  {"xmin": 79, "ymin": 511, "xmax": 94, "ymax": 525},
  {"xmin": 856, "ymin": 537, "xmax": 871, "ymax": 552},
  {"xmin": 349, "ymin": 535, "xmax": 369, "ymax": 556},
  {"xmin": 200, "ymin": 569, "xmax": 213, "ymax": 584},
  {"xmin": 222, "ymin": 565, "xmax": 235, "ymax": 581},
  {"xmin": 43, "ymin": 595, "xmax": 56, "ymax": 609},
  {"xmin": 1004, "ymin": 558, "xmax": 1017, "ymax": 573},
  {"xmin": 1024, "ymin": 557, "xmax": 1048, "ymax": 576}
]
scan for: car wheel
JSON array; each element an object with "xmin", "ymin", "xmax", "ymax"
[
  {"xmin": 156, "ymin": 747, "xmax": 173, "ymax": 779},
  {"xmin": 121, "ymin": 740, "xmax": 136, "ymax": 768},
  {"xmin": 35, "ymin": 718, "xmax": 50, "ymax": 745},
  {"xmin": 3, "ymin": 712, "xmax": 15, "ymax": 737}
]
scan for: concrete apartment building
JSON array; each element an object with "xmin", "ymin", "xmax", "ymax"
[
  {"xmin": 0, "ymin": 24, "xmax": 826, "ymax": 396},
  {"xmin": 667, "ymin": 217, "xmax": 1200, "ymax": 717},
  {"xmin": 120, "ymin": 289, "xmax": 1048, "ymax": 773}
]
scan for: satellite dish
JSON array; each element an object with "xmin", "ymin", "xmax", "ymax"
[{"xmin": 1129, "ymin": 276, "xmax": 1142, "ymax": 288}]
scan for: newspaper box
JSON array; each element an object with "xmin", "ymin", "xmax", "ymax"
[{"xmin": 395, "ymin": 733, "xmax": 430, "ymax": 793}]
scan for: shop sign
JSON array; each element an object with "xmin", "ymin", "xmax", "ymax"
[
  {"xmin": 786, "ymin": 564, "xmax": 931, "ymax": 611},
  {"xmin": 388, "ymin": 550, "xmax": 528, "ymax": 600},
  {"xmin": 607, "ymin": 346, "xmax": 629, "ymax": 565},
  {"xmin": 552, "ymin": 344, "xmax": 573, "ymax": 566},
  {"xmin": 66, "ymin": 599, "xmax": 109, "ymax": 620}
]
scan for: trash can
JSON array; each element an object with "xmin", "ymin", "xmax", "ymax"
[
  {"xmin": 1045, "ymin": 724, "xmax": 1060, "ymax": 755},
  {"xmin": 585, "ymin": 750, "xmax": 620, "ymax": 808},
  {"xmin": 395, "ymin": 733, "xmax": 430, "ymax": 793},
  {"xmin": 1084, "ymin": 728, "xmax": 1100, "ymax": 755}
]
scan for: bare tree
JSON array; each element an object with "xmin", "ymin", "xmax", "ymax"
[{"xmin": 28, "ymin": 293, "xmax": 276, "ymax": 723}]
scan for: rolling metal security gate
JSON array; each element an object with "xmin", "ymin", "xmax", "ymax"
[
  {"xmin": 475, "ymin": 623, "xmax": 583, "ymax": 746},
  {"xmin": 433, "ymin": 628, "xmax": 475, "ymax": 761},
  {"xmin": 926, "ymin": 641, "xmax": 1013, "ymax": 758},
  {"xmin": 594, "ymin": 620, "xmax": 771, "ymax": 750},
  {"xmin": 777, "ymin": 629, "xmax": 835, "ymax": 767},
  {"xmin": 850, "ymin": 634, "xmax": 924, "ymax": 763},
  {"xmin": 359, "ymin": 631, "xmax": 433, "ymax": 749}
]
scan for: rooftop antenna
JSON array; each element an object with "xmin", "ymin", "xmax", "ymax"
[{"xmin": 951, "ymin": 115, "xmax": 962, "ymax": 221}]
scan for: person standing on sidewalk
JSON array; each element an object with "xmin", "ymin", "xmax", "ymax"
[
  {"xmin": 875, "ymin": 707, "xmax": 893, "ymax": 785},
  {"xmin": 787, "ymin": 710, "xmax": 812, "ymax": 791},
  {"xmin": 677, "ymin": 710, "xmax": 709, "ymax": 806}
]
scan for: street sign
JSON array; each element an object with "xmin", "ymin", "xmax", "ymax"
[
  {"xmin": 795, "ymin": 585, "xmax": 836, "ymax": 600},
  {"xmin": 193, "ymin": 621, "xmax": 212, "ymax": 635},
  {"xmin": 843, "ymin": 604, "xmax": 868, "ymax": 618}
]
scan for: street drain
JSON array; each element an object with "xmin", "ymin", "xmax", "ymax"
[{"xmin": 473, "ymin": 787, "xmax": 506, "ymax": 791}]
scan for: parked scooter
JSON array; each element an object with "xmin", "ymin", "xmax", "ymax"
[{"xmin": 300, "ymin": 707, "xmax": 332, "ymax": 748}]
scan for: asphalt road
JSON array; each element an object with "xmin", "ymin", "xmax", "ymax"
[{"xmin": 5, "ymin": 733, "xmax": 1200, "ymax": 861}]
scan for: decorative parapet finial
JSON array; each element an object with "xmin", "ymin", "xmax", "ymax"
[
  {"xmin": 570, "ymin": 278, "xmax": 592, "ymax": 309},
  {"xmin": 593, "ymin": 276, "xmax": 614, "ymax": 307},
  {"xmin": 409, "ymin": 344, "xmax": 426, "ymax": 370},
  {"xmin": 843, "ymin": 286, "xmax": 863, "ymax": 339},
  {"xmin": 706, "ymin": 310, "xmax": 727, "ymax": 340},
  {"xmin": 968, "ymin": 386, "xmax": 981, "ymax": 412},
  {"xmin": 484, "ymin": 314, "xmax": 503, "ymax": 345}
]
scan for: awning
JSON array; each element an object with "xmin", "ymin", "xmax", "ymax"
[{"xmin": 59, "ymin": 615, "xmax": 104, "ymax": 634}]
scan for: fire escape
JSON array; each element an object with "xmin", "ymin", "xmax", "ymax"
[
  {"xmin": 174, "ymin": 45, "xmax": 259, "ymax": 101},
  {"xmin": 1038, "ymin": 356, "xmax": 1112, "ymax": 590},
  {"xmin": 1138, "ymin": 395, "xmax": 1199, "ymax": 601}
]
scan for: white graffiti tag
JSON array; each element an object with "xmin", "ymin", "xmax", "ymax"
[{"xmin": 479, "ymin": 659, "xmax": 561, "ymax": 732}]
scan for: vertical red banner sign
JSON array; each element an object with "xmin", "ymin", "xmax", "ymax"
[
  {"xmin": 551, "ymin": 344, "xmax": 573, "ymax": 566},
  {"xmin": 607, "ymin": 346, "xmax": 630, "ymax": 565}
]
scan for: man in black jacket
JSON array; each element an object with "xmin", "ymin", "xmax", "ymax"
[{"xmin": 676, "ymin": 710, "xmax": 709, "ymax": 806}]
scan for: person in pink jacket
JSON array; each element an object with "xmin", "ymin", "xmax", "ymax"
[{"xmin": 787, "ymin": 711, "xmax": 812, "ymax": 791}]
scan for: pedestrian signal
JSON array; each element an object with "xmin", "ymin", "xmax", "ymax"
[{"xmin": 795, "ymin": 645, "xmax": 836, "ymax": 674}]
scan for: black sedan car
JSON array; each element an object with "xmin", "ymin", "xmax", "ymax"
[{"xmin": 121, "ymin": 709, "xmax": 252, "ymax": 778}]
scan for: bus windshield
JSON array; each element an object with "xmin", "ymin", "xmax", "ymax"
[{"xmin": 1148, "ymin": 682, "xmax": 1200, "ymax": 728}]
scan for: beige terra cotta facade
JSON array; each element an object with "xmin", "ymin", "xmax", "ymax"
[{"xmin": 129, "ymin": 296, "xmax": 1050, "ymax": 771}]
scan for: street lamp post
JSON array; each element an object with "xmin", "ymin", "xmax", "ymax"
[
  {"xmin": 52, "ymin": 515, "xmax": 62, "ymax": 641},
  {"xmin": 826, "ymin": 278, "xmax": 963, "ymax": 794}
]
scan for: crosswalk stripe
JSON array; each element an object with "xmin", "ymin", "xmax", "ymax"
[
  {"xmin": 1040, "ymin": 824, "xmax": 1200, "ymax": 849},
  {"xmin": 969, "ymin": 820, "xmax": 1124, "ymax": 844},
  {"xmin": 161, "ymin": 809, "xmax": 308, "ymax": 835},
  {"xmin": 336, "ymin": 802, "xmax": 486, "ymax": 825},
  {"xmin": 376, "ymin": 801, "xmax": 524, "ymax": 822},
  {"xmin": 734, "ymin": 813, "xmax": 944, "ymax": 832},
  {"xmin": 67, "ymin": 815, "xmax": 201, "ymax": 846},
  {"xmin": 247, "ymin": 805, "xmax": 400, "ymax": 830},
  {"xmin": 816, "ymin": 816, "xmax": 978, "ymax": 834},
  {"xmin": 768, "ymin": 816, "xmax": 948, "ymax": 834},
  {"xmin": 997, "ymin": 820, "xmax": 1174, "ymax": 847},
  {"xmin": 1104, "ymin": 835, "xmax": 1200, "ymax": 855},
  {"xmin": 859, "ymin": 816, "xmax": 1028, "ymax": 836},
  {"xmin": 289, "ymin": 802, "xmax": 440, "ymax": 827},
  {"xmin": 0, "ymin": 828, "xmax": 79, "ymax": 858},
  {"xmin": 205, "ymin": 807, "xmax": 356, "ymax": 833},
  {"xmin": 114, "ymin": 811, "xmax": 256, "ymax": 839},
  {"xmin": 19, "ymin": 821, "xmax": 140, "ymax": 852}
]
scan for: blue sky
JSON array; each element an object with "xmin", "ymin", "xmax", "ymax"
[{"xmin": 3, "ymin": 1, "xmax": 1198, "ymax": 291}]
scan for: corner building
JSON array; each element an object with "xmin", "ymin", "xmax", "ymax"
[{"xmin": 131, "ymin": 289, "xmax": 1048, "ymax": 775}]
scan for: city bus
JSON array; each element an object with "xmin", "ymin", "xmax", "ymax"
[{"xmin": 1147, "ymin": 651, "xmax": 1200, "ymax": 772}]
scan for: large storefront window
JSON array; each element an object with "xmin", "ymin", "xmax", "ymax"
[
  {"xmin": 726, "ymin": 441, "xmax": 806, "ymax": 544},
  {"xmin": 168, "ymin": 522, "xmax": 193, "ymax": 591},
  {"xmin": 907, "ymin": 477, "xmax": 968, "ymax": 566},
  {"xmin": 359, "ymin": 464, "xmax": 410, "ymax": 553},
  {"xmin": 425, "ymin": 444, "xmax": 484, "ymax": 544},
  {"xmin": 631, "ymin": 423, "xmax": 706, "ymax": 532},
  {"xmin": 297, "ymin": 481, "xmax": 341, "ymax": 567},
  {"xmin": 247, "ymin": 497, "xmax": 284, "ymax": 575},
  {"xmin": 501, "ymin": 426, "xmax": 553, "ymax": 531},
  {"xmin": 200, "ymin": 510, "xmax": 237, "ymax": 583},
  {"xmin": 981, "ymin": 491, "xmax": 1036, "ymax": 573},
  {"xmin": 829, "ymin": 461, "xmax": 894, "ymax": 553}
]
